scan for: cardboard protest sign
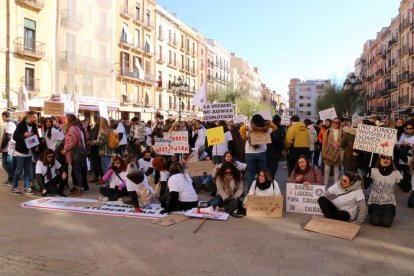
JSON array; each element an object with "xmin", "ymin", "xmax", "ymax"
[
  {"xmin": 249, "ymin": 131, "xmax": 271, "ymax": 145},
  {"xmin": 153, "ymin": 138, "xmax": 173, "ymax": 155},
  {"xmin": 256, "ymin": 110, "xmax": 272, "ymax": 121},
  {"xmin": 187, "ymin": 160, "xmax": 215, "ymax": 177},
  {"xmin": 233, "ymin": 115, "xmax": 246, "ymax": 124},
  {"xmin": 318, "ymin": 107, "xmax": 337, "ymax": 121},
  {"xmin": 151, "ymin": 214, "xmax": 190, "ymax": 226},
  {"xmin": 281, "ymin": 115, "xmax": 291, "ymax": 126},
  {"xmin": 203, "ymin": 102, "xmax": 234, "ymax": 121},
  {"xmin": 304, "ymin": 216, "xmax": 361, "ymax": 240},
  {"xmin": 24, "ymin": 135, "xmax": 39, "ymax": 149},
  {"xmin": 246, "ymin": 195, "xmax": 283, "ymax": 218},
  {"xmin": 286, "ymin": 183, "xmax": 325, "ymax": 215},
  {"xmin": 12, "ymin": 111, "xmax": 26, "ymax": 119},
  {"xmin": 170, "ymin": 131, "xmax": 190, "ymax": 154},
  {"xmin": 44, "ymin": 101, "xmax": 65, "ymax": 116},
  {"xmin": 185, "ymin": 207, "xmax": 229, "ymax": 221},
  {"xmin": 206, "ymin": 126, "xmax": 225, "ymax": 146},
  {"xmin": 353, "ymin": 124, "xmax": 397, "ymax": 156},
  {"xmin": 322, "ymin": 141, "xmax": 341, "ymax": 163}
]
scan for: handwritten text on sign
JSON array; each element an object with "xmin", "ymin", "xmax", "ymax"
[
  {"xmin": 153, "ymin": 131, "xmax": 189, "ymax": 155},
  {"xmin": 249, "ymin": 131, "xmax": 271, "ymax": 145},
  {"xmin": 246, "ymin": 195, "xmax": 283, "ymax": 218},
  {"xmin": 187, "ymin": 161, "xmax": 215, "ymax": 177},
  {"xmin": 353, "ymin": 124, "xmax": 397, "ymax": 156},
  {"xmin": 203, "ymin": 103, "xmax": 234, "ymax": 121},
  {"xmin": 319, "ymin": 107, "xmax": 337, "ymax": 121},
  {"xmin": 286, "ymin": 183, "xmax": 325, "ymax": 215},
  {"xmin": 44, "ymin": 101, "xmax": 65, "ymax": 116},
  {"xmin": 206, "ymin": 126, "xmax": 225, "ymax": 146}
]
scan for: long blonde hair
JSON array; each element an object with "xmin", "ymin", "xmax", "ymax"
[{"xmin": 98, "ymin": 117, "xmax": 111, "ymax": 135}]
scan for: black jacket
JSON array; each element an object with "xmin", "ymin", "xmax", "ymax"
[
  {"xmin": 13, "ymin": 119, "xmax": 38, "ymax": 154},
  {"xmin": 266, "ymin": 127, "xmax": 284, "ymax": 160}
]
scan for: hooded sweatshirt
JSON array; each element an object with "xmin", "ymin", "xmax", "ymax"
[
  {"xmin": 323, "ymin": 178, "xmax": 367, "ymax": 223},
  {"xmin": 285, "ymin": 122, "xmax": 310, "ymax": 149}
]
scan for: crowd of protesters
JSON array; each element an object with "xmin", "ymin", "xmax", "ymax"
[{"xmin": 1, "ymin": 110, "xmax": 413, "ymax": 224}]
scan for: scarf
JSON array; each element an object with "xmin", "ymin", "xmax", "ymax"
[
  {"xmin": 378, "ymin": 165, "xmax": 393, "ymax": 176},
  {"xmin": 256, "ymin": 180, "xmax": 272, "ymax": 191},
  {"xmin": 222, "ymin": 176, "xmax": 236, "ymax": 197}
]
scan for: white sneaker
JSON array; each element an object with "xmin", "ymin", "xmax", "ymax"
[{"xmin": 24, "ymin": 188, "xmax": 34, "ymax": 195}]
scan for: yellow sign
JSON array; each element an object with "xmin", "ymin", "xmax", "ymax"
[{"xmin": 206, "ymin": 126, "xmax": 225, "ymax": 146}]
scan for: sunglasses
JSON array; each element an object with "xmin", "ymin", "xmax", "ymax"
[
  {"xmin": 381, "ymin": 156, "xmax": 392, "ymax": 160},
  {"xmin": 406, "ymin": 127, "xmax": 413, "ymax": 130}
]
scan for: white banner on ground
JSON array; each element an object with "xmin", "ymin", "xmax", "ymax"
[
  {"xmin": 203, "ymin": 103, "xmax": 234, "ymax": 121},
  {"xmin": 185, "ymin": 207, "xmax": 229, "ymax": 220},
  {"xmin": 353, "ymin": 124, "xmax": 397, "ymax": 156},
  {"xmin": 318, "ymin": 107, "xmax": 337, "ymax": 121},
  {"xmin": 286, "ymin": 183, "xmax": 325, "ymax": 215}
]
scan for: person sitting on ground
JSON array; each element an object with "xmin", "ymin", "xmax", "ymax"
[
  {"xmin": 288, "ymin": 155, "xmax": 323, "ymax": 186},
  {"xmin": 123, "ymin": 163, "xmax": 155, "ymax": 212},
  {"xmin": 212, "ymin": 151, "xmax": 247, "ymax": 177},
  {"xmin": 317, "ymin": 171, "xmax": 367, "ymax": 225},
  {"xmin": 138, "ymin": 150, "xmax": 154, "ymax": 176},
  {"xmin": 160, "ymin": 162, "xmax": 198, "ymax": 214},
  {"xmin": 35, "ymin": 149, "xmax": 68, "ymax": 197},
  {"xmin": 99, "ymin": 156, "xmax": 128, "ymax": 201},
  {"xmin": 364, "ymin": 155, "xmax": 403, "ymax": 227},
  {"xmin": 204, "ymin": 162, "xmax": 244, "ymax": 217},
  {"xmin": 243, "ymin": 168, "xmax": 281, "ymax": 207},
  {"xmin": 409, "ymin": 157, "xmax": 414, "ymax": 208},
  {"xmin": 152, "ymin": 157, "xmax": 170, "ymax": 202}
]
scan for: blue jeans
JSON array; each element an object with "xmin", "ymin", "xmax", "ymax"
[
  {"xmin": 208, "ymin": 195, "xmax": 224, "ymax": 207},
  {"xmin": 12, "ymin": 156, "xmax": 32, "ymax": 189},
  {"xmin": 101, "ymin": 156, "xmax": 112, "ymax": 175},
  {"xmin": 245, "ymin": 152, "xmax": 267, "ymax": 190},
  {"xmin": 2, "ymin": 152, "xmax": 12, "ymax": 181}
]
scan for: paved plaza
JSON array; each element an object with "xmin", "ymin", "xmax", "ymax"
[{"xmin": 0, "ymin": 163, "xmax": 413, "ymax": 276}]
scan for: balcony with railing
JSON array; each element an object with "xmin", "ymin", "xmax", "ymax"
[
  {"xmin": 375, "ymin": 68, "xmax": 383, "ymax": 78},
  {"xmin": 143, "ymin": 44, "xmax": 154, "ymax": 57},
  {"xmin": 386, "ymin": 81, "xmax": 397, "ymax": 91},
  {"xmin": 207, "ymin": 75, "xmax": 215, "ymax": 82},
  {"xmin": 409, "ymin": 72, "xmax": 414, "ymax": 83},
  {"xmin": 388, "ymin": 38, "xmax": 398, "ymax": 48},
  {"xmin": 157, "ymin": 54, "xmax": 166, "ymax": 64},
  {"xmin": 398, "ymin": 71, "xmax": 409, "ymax": 83},
  {"xmin": 391, "ymin": 101, "xmax": 398, "ymax": 109},
  {"xmin": 95, "ymin": 25, "xmax": 112, "ymax": 41},
  {"xmin": 119, "ymin": 37, "xmax": 133, "ymax": 49},
  {"xmin": 61, "ymin": 9, "xmax": 84, "ymax": 30},
  {"xmin": 14, "ymin": 37, "xmax": 45, "ymax": 59},
  {"xmin": 399, "ymin": 95, "xmax": 410, "ymax": 106},
  {"xmin": 16, "ymin": 0, "xmax": 44, "ymax": 11},
  {"xmin": 120, "ymin": 6, "xmax": 132, "ymax": 19},
  {"xmin": 400, "ymin": 19, "xmax": 410, "ymax": 32},
  {"xmin": 143, "ymin": 21, "xmax": 154, "ymax": 31},
  {"xmin": 401, "ymin": 44, "xmax": 410, "ymax": 56},
  {"xmin": 167, "ymin": 39, "xmax": 177, "ymax": 48},
  {"xmin": 133, "ymin": 14, "xmax": 144, "ymax": 26}
]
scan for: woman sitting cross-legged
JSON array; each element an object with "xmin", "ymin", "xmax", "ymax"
[
  {"xmin": 364, "ymin": 155, "xmax": 403, "ymax": 227},
  {"xmin": 35, "ymin": 149, "xmax": 68, "ymax": 197},
  {"xmin": 317, "ymin": 171, "xmax": 367, "ymax": 225},
  {"xmin": 99, "ymin": 156, "xmax": 128, "ymax": 201},
  {"xmin": 243, "ymin": 168, "xmax": 281, "ymax": 207},
  {"xmin": 160, "ymin": 162, "xmax": 198, "ymax": 214},
  {"xmin": 205, "ymin": 162, "xmax": 244, "ymax": 217},
  {"xmin": 123, "ymin": 163, "xmax": 155, "ymax": 212}
]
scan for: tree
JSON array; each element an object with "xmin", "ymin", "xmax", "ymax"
[{"xmin": 316, "ymin": 87, "xmax": 349, "ymax": 117}]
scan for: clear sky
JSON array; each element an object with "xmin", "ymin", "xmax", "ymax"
[{"xmin": 157, "ymin": 0, "xmax": 401, "ymax": 99}]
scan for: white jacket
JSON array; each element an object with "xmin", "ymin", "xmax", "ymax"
[{"xmin": 307, "ymin": 125, "xmax": 317, "ymax": 151}]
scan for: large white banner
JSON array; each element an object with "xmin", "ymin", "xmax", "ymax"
[
  {"xmin": 203, "ymin": 103, "xmax": 234, "ymax": 121},
  {"xmin": 318, "ymin": 107, "xmax": 337, "ymax": 121},
  {"xmin": 286, "ymin": 183, "xmax": 325, "ymax": 215},
  {"xmin": 353, "ymin": 124, "xmax": 397, "ymax": 156}
]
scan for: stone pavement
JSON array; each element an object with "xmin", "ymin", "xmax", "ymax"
[{"xmin": 0, "ymin": 162, "xmax": 413, "ymax": 276}]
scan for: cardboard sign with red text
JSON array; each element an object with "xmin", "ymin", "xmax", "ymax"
[
  {"xmin": 206, "ymin": 126, "xmax": 225, "ymax": 146},
  {"xmin": 246, "ymin": 195, "xmax": 283, "ymax": 218}
]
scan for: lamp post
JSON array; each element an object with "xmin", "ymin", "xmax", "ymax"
[
  {"xmin": 343, "ymin": 73, "xmax": 363, "ymax": 116},
  {"xmin": 170, "ymin": 75, "xmax": 189, "ymax": 122}
]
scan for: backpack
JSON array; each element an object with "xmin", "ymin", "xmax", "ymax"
[{"xmin": 107, "ymin": 131, "xmax": 120, "ymax": 149}]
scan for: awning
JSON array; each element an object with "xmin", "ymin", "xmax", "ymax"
[
  {"xmin": 79, "ymin": 105, "xmax": 118, "ymax": 112},
  {"xmin": 51, "ymin": 94, "xmax": 120, "ymax": 112},
  {"xmin": 122, "ymin": 23, "xmax": 132, "ymax": 44},
  {"xmin": 396, "ymin": 108, "xmax": 411, "ymax": 113}
]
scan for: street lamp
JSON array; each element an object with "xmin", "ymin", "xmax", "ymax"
[
  {"xmin": 343, "ymin": 73, "xmax": 363, "ymax": 115},
  {"xmin": 170, "ymin": 75, "xmax": 189, "ymax": 122}
]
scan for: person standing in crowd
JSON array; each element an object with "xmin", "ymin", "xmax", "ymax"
[
  {"xmin": 42, "ymin": 117, "xmax": 65, "ymax": 151},
  {"xmin": 317, "ymin": 171, "xmax": 367, "ymax": 224},
  {"xmin": 240, "ymin": 114, "xmax": 277, "ymax": 189},
  {"xmin": 227, "ymin": 120, "xmax": 246, "ymax": 163},
  {"xmin": 11, "ymin": 111, "xmax": 39, "ymax": 195},
  {"xmin": 212, "ymin": 121, "xmax": 234, "ymax": 164},
  {"xmin": 62, "ymin": 114, "xmax": 86, "ymax": 197},
  {"xmin": 394, "ymin": 118, "xmax": 405, "ymax": 171},
  {"xmin": 321, "ymin": 117, "xmax": 343, "ymax": 187},
  {"xmin": 304, "ymin": 119, "xmax": 317, "ymax": 164},
  {"xmin": 128, "ymin": 117, "xmax": 146, "ymax": 149},
  {"xmin": 288, "ymin": 155, "xmax": 323, "ymax": 186},
  {"xmin": 145, "ymin": 120, "xmax": 153, "ymax": 147},
  {"xmin": 266, "ymin": 115, "xmax": 284, "ymax": 178},
  {"xmin": 190, "ymin": 120, "xmax": 206, "ymax": 149},
  {"xmin": 364, "ymin": 155, "xmax": 403, "ymax": 227},
  {"xmin": 115, "ymin": 119, "xmax": 128, "ymax": 156},
  {"xmin": 313, "ymin": 120, "xmax": 323, "ymax": 167},
  {"xmin": 285, "ymin": 115, "xmax": 310, "ymax": 175},
  {"xmin": 341, "ymin": 114, "xmax": 363, "ymax": 173},
  {"xmin": 90, "ymin": 117, "xmax": 117, "ymax": 181},
  {"xmin": 1, "ymin": 111, "xmax": 16, "ymax": 184},
  {"xmin": 396, "ymin": 120, "xmax": 414, "ymax": 192},
  {"xmin": 88, "ymin": 115, "xmax": 103, "ymax": 184}
]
